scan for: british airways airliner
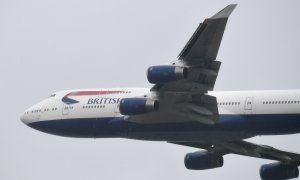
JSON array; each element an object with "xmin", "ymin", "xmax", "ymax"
[{"xmin": 20, "ymin": 4, "xmax": 300, "ymax": 180}]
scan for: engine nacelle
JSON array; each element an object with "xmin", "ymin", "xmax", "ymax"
[
  {"xmin": 147, "ymin": 65, "xmax": 188, "ymax": 84},
  {"xmin": 184, "ymin": 151, "xmax": 223, "ymax": 170},
  {"xmin": 260, "ymin": 162, "xmax": 299, "ymax": 180},
  {"xmin": 119, "ymin": 98, "xmax": 159, "ymax": 115}
]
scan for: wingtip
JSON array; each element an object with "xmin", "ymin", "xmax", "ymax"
[{"xmin": 211, "ymin": 4, "xmax": 238, "ymax": 19}]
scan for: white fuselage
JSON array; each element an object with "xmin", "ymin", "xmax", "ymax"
[{"xmin": 20, "ymin": 88, "xmax": 300, "ymax": 141}]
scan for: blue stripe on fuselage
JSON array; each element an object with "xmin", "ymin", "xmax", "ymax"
[{"xmin": 28, "ymin": 114, "xmax": 300, "ymax": 141}]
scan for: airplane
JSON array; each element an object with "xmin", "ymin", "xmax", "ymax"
[{"xmin": 20, "ymin": 4, "xmax": 300, "ymax": 180}]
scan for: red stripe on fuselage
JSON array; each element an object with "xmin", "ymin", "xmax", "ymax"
[{"xmin": 66, "ymin": 90, "xmax": 123, "ymax": 97}]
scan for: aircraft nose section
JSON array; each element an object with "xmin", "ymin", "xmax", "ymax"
[{"xmin": 20, "ymin": 112, "xmax": 30, "ymax": 125}]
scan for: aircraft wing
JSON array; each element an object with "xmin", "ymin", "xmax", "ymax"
[
  {"xmin": 170, "ymin": 141, "xmax": 300, "ymax": 165},
  {"xmin": 178, "ymin": 4, "xmax": 237, "ymax": 65},
  {"xmin": 125, "ymin": 5, "xmax": 237, "ymax": 125},
  {"xmin": 151, "ymin": 4, "xmax": 236, "ymax": 92},
  {"xmin": 127, "ymin": 5, "xmax": 237, "ymax": 125}
]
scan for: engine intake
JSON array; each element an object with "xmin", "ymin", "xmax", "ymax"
[
  {"xmin": 147, "ymin": 65, "xmax": 188, "ymax": 84},
  {"xmin": 184, "ymin": 151, "xmax": 223, "ymax": 170},
  {"xmin": 119, "ymin": 98, "xmax": 159, "ymax": 115},
  {"xmin": 260, "ymin": 162, "xmax": 299, "ymax": 180}
]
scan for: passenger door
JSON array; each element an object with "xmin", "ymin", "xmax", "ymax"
[
  {"xmin": 244, "ymin": 97, "xmax": 254, "ymax": 112},
  {"xmin": 114, "ymin": 101, "xmax": 120, "ymax": 114},
  {"xmin": 62, "ymin": 104, "xmax": 70, "ymax": 116}
]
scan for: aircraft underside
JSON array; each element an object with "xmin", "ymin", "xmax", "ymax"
[{"xmin": 28, "ymin": 114, "xmax": 300, "ymax": 141}]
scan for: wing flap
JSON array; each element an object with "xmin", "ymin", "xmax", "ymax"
[{"xmin": 220, "ymin": 141, "xmax": 300, "ymax": 164}]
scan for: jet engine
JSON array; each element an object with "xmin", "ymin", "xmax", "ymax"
[
  {"xmin": 260, "ymin": 162, "xmax": 299, "ymax": 180},
  {"xmin": 119, "ymin": 98, "xmax": 159, "ymax": 115},
  {"xmin": 147, "ymin": 65, "xmax": 188, "ymax": 84},
  {"xmin": 184, "ymin": 151, "xmax": 223, "ymax": 170}
]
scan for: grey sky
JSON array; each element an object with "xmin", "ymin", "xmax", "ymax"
[{"xmin": 1, "ymin": 0, "xmax": 300, "ymax": 179}]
